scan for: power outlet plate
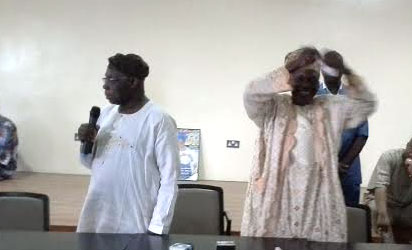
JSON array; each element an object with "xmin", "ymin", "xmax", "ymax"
[{"xmin": 226, "ymin": 140, "xmax": 240, "ymax": 148}]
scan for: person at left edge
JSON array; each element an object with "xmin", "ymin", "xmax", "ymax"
[
  {"xmin": 0, "ymin": 114, "xmax": 18, "ymax": 181},
  {"xmin": 77, "ymin": 53, "xmax": 179, "ymax": 235}
]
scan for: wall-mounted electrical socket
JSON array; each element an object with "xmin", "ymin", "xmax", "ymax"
[{"xmin": 226, "ymin": 140, "xmax": 240, "ymax": 148}]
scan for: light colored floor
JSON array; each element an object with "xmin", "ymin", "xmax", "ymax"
[{"xmin": 0, "ymin": 172, "xmax": 248, "ymax": 231}]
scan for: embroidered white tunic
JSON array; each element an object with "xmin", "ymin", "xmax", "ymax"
[
  {"xmin": 241, "ymin": 67, "xmax": 376, "ymax": 242},
  {"xmin": 78, "ymin": 101, "xmax": 179, "ymax": 234}
]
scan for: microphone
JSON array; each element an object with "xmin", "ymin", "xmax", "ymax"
[{"xmin": 81, "ymin": 106, "xmax": 101, "ymax": 154}]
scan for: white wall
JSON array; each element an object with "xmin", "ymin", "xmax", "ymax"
[{"xmin": 0, "ymin": 0, "xmax": 411, "ymax": 184}]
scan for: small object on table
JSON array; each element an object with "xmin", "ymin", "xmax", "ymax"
[
  {"xmin": 169, "ymin": 243, "xmax": 193, "ymax": 250},
  {"xmin": 216, "ymin": 240, "xmax": 236, "ymax": 250}
]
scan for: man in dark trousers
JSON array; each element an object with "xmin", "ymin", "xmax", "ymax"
[{"xmin": 317, "ymin": 50, "xmax": 369, "ymax": 206}]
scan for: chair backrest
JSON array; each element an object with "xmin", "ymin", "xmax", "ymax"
[
  {"xmin": 346, "ymin": 204, "xmax": 371, "ymax": 243},
  {"xmin": 0, "ymin": 192, "xmax": 50, "ymax": 231},
  {"xmin": 170, "ymin": 184, "xmax": 224, "ymax": 235}
]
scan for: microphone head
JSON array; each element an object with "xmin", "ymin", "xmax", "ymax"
[{"xmin": 90, "ymin": 106, "xmax": 101, "ymax": 119}]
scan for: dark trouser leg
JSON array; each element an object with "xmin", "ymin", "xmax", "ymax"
[
  {"xmin": 392, "ymin": 205, "xmax": 412, "ymax": 244},
  {"xmin": 392, "ymin": 226, "xmax": 412, "ymax": 244},
  {"xmin": 341, "ymin": 184, "xmax": 360, "ymax": 207}
]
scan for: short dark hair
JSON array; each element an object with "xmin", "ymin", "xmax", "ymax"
[
  {"xmin": 323, "ymin": 50, "xmax": 343, "ymax": 66},
  {"xmin": 108, "ymin": 53, "xmax": 149, "ymax": 79}
]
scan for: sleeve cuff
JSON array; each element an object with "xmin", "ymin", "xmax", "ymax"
[
  {"xmin": 367, "ymin": 183, "xmax": 389, "ymax": 191},
  {"xmin": 270, "ymin": 67, "xmax": 292, "ymax": 92},
  {"xmin": 148, "ymin": 224, "xmax": 166, "ymax": 235}
]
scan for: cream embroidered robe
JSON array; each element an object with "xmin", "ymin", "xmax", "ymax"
[{"xmin": 241, "ymin": 67, "xmax": 376, "ymax": 242}]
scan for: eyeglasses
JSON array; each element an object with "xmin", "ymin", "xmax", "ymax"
[{"xmin": 102, "ymin": 77, "xmax": 130, "ymax": 84}]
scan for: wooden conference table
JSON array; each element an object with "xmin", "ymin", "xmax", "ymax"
[{"xmin": 0, "ymin": 232, "xmax": 410, "ymax": 250}]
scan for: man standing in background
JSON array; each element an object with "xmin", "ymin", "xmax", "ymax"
[
  {"xmin": 77, "ymin": 53, "xmax": 179, "ymax": 235},
  {"xmin": 0, "ymin": 114, "xmax": 18, "ymax": 181},
  {"xmin": 317, "ymin": 50, "xmax": 369, "ymax": 206}
]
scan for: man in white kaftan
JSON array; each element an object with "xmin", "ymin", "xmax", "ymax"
[
  {"xmin": 77, "ymin": 53, "xmax": 179, "ymax": 235},
  {"xmin": 241, "ymin": 48, "xmax": 376, "ymax": 242}
]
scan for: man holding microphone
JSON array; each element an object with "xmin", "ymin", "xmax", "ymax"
[{"xmin": 77, "ymin": 53, "xmax": 179, "ymax": 235}]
